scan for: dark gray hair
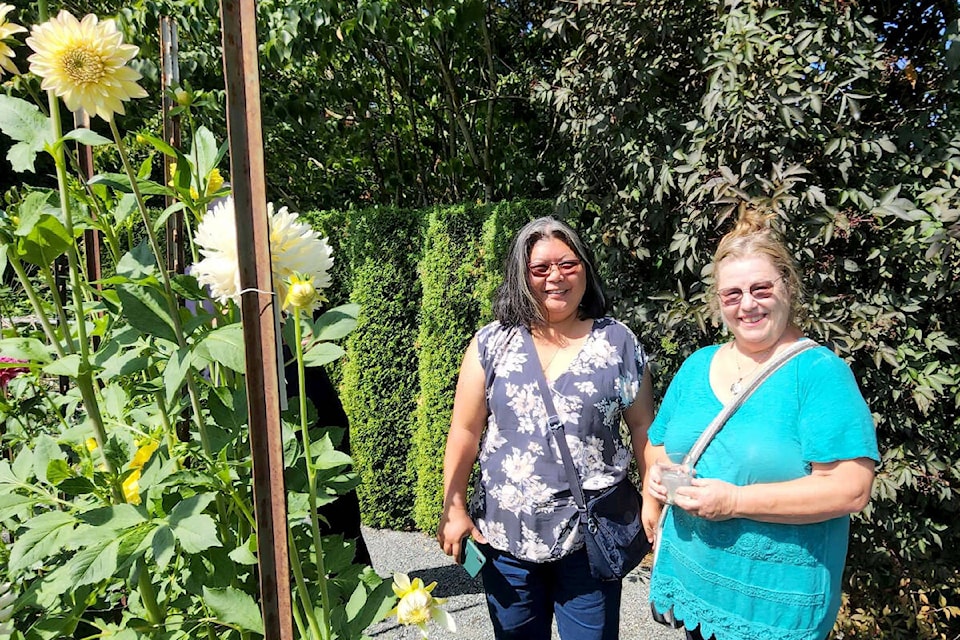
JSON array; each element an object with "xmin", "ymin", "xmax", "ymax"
[{"xmin": 493, "ymin": 216, "xmax": 607, "ymax": 328}]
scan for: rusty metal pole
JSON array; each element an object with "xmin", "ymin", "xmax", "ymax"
[
  {"xmin": 160, "ymin": 16, "xmax": 184, "ymax": 275},
  {"xmin": 219, "ymin": 1, "xmax": 294, "ymax": 639}
]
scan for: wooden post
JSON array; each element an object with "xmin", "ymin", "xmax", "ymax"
[
  {"xmin": 160, "ymin": 16, "xmax": 185, "ymax": 275},
  {"xmin": 219, "ymin": 1, "xmax": 294, "ymax": 639}
]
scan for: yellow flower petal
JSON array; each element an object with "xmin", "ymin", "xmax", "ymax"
[
  {"xmin": 206, "ymin": 168, "xmax": 224, "ymax": 195},
  {"xmin": 130, "ymin": 440, "xmax": 159, "ymax": 469},
  {"xmin": 392, "ymin": 572, "xmax": 413, "ymax": 599},
  {"xmin": 122, "ymin": 468, "xmax": 142, "ymax": 504},
  {"xmin": 26, "ymin": 10, "xmax": 147, "ymax": 121},
  {"xmin": 396, "ymin": 589, "xmax": 432, "ymax": 626},
  {"xmin": 0, "ymin": 4, "xmax": 27, "ymax": 77}
]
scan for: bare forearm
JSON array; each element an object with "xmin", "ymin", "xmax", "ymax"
[
  {"xmin": 730, "ymin": 459, "xmax": 875, "ymax": 524},
  {"xmin": 442, "ymin": 426, "xmax": 480, "ymax": 509}
]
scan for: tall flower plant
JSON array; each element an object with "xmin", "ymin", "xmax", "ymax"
[{"xmin": 0, "ymin": 7, "xmax": 397, "ymax": 639}]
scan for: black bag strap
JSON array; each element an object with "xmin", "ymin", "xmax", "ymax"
[{"xmin": 520, "ymin": 328, "xmax": 590, "ymax": 516}]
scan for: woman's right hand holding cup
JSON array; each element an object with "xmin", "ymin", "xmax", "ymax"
[{"xmin": 651, "ymin": 452, "xmax": 693, "ymax": 505}]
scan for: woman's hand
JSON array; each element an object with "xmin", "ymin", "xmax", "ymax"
[
  {"xmin": 641, "ymin": 493, "xmax": 663, "ymax": 543},
  {"xmin": 673, "ymin": 478, "xmax": 740, "ymax": 521},
  {"xmin": 645, "ymin": 461, "xmax": 669, "ymax": 505},
  {"xmin": 437, "ymin": 504, "xmax": 485, "ymax": 563}
]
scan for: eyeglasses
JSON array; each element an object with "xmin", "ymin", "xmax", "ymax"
[
  {"xmin": 717, "ymin": 277, "xmax": 783, "ymax": 306},
  {"xmin": 527, "ymin": 260, "xmax": 582, "ymax": 277}
]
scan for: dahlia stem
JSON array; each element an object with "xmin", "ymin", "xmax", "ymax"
[
  {"xmin": 151, "ymin": 387, "xmax": 181, "ymax": 471},
  {"xmin": 45, "ymin": 92, "xmax": 115, "ymax": 486},
  {"xmin": 36, "ymin": 261, "xmax": 75, "ymax": 354},
  {"xmin": 108, "ymin": 119, "xmax": 212, "ymax": 457},
  {"xmin": 138, "ymin": 562, "xmax": 165, "ymax": 625},
  {"xmin": 6, "ymin": 254, "xmax": 67, "ymax": 359},
  {"xmin": 288, "ymin": 528, "xmax": 324, "ymax": 640},
  {"xmin": 293, "ymin": 310, "xmax": 332, "ymax": 640}
]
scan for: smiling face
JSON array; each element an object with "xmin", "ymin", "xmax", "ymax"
[
  {"xmin": 527, "ymin": 236, "xmax": 587, "ymax": 326},
  {"xmin": 716, "ymin": 253, "xmax": 793, "ymax": 354}
]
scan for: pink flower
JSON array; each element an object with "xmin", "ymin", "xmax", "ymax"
[{"xmin": 0, "ymin": 356, "xmax": 29, "ymax": 390}]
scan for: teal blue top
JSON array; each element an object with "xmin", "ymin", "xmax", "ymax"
[{"xmin": 648, "ymin": 343, "xmax": 879, "ymax": 640}]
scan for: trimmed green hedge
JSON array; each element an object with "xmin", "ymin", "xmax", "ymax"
[
  {"xmin": 337, "ymin": 206, "xmax": 424, "ymax": 530},
  {"xmin": 410, "ymin": 203, "xmax": 487, "ymax": 531}
]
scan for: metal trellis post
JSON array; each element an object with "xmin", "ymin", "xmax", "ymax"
[{"xmin": 219, "ymin": 0, "xmax": 294, "ymax": 638}]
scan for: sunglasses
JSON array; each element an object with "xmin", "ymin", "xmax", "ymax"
[
  {"xmin": 718, "ymin": 276, "xmax": 783, "ymax": 306},
  {"xmin": 527, "ymin": 260, "xmax": 582, "ymax": 277}
]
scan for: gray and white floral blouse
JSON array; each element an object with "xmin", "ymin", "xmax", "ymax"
[{"xmin": 468, "ymin": 318, "xmax": 649, "ymax": 562}]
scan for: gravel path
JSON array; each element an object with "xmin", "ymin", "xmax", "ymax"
[{"xmin": 362, "ymin": 526, "xmax": 684, "ymax": 640}]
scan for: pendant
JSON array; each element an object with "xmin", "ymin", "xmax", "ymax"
[{"xmin": 730, "ymin": 379, "xmax": 743, "ymax": 395}]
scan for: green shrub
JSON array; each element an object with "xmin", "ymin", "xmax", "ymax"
[
  {"xmin": 339, "ymin": 206, "xmax": 425, "ymax": 530},
  {"xmin": 410, "ymin": 200, "xmax": 559, "ymax": 533},
  {"xmin": 537, "ymin": 1, "xmax": 960, "ymax": 636},
  {"xmin": 410, "ymin": 203, "xmax": 487, "ymax": 532}
]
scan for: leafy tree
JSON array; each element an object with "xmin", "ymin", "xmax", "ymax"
[
  {"xmin": 537, "ymin": 1, "xmax": 960, "ymax": 637},
  {"xmin": 2, "ymin": 0, "xmax": 564, "ymax": 212}
]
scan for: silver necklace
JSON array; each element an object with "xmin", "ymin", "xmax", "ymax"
[
  {"xmin": 541, "ymin": 345, "xmax": 562, "ymax": 372},
  {"xmin": 730, "ymin": 342, "xmax": 777, "ymax": 395},
  {"xmin": 534, "ymin": 331, "xmax": 568, "ymax": 373}
]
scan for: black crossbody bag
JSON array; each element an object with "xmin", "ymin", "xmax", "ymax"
[{"xmin": 524, "ymin": 329, "xmax": 651, "ymax": 581}]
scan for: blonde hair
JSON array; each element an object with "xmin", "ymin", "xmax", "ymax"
[{"xmin": 709, "ymin": 203, "xmax": 805, "ymax": 321}]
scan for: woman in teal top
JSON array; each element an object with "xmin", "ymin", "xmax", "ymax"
[{"xmin": 642, "ymin": 205, "xmax": 880, "ymax": 640}]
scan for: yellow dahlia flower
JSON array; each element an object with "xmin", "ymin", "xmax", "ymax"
[
  {"xmin": 26, "ymin": 10, "xmax": 147, "ymax": 121},
  {"xmin": 122, "ymin": 440, "xmax": 159, "ymax": 505},
  {"xmin": 0, "ymin": 4, "xmax": 26, "ymax": 77},
  {"xmin": 205, "ymin": 167, "xmax": 225, "ymax": 196},
  {"xmin": 192, "ymin": 197, "xmax": 334, "ymax": 308},
  {"xmin": 130, "ymin": 440, "xmax": 159, "ymax": 469},
  {"xmin": 122, "ymin": 468, "xmax": 142, "ymax": 504}
]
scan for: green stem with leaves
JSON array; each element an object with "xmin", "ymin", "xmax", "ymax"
[
  {"xmin": 108, "ymin": 119, "xmax": 212, "ymax": 458},
  {"xmin": 44, "ymin": 95, "xmax": 117, "ymax": 490},
  {"xmin": 293, "ymin": 309, "xmax": 333, "ymax": 640},
  {"xmin": 138, "ymin": 560, "xmax": 165, "ymax": 624},
  {"xmin": 6, "ymin": 254, "xmax": 67, "ymax": 359},
  {"xmin": 36, "ymin": 261, "xmax": 75, "ymax": 354},
  {"xmin": 288, "ymin": 527, "xmax": 324, "ymax": 640}
]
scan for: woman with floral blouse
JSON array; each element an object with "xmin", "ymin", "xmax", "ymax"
[{"xmin": 437, "ymin": 216, "xmax": 654, "ymax": 640}]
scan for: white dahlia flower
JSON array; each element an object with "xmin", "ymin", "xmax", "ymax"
[
  {"xmin": 192, "ymin": 197, "xmax": 333, "ymax": 309},
  {"xmin": 0, "ymin": 4, "xmax": 27, "ymax": 77}
]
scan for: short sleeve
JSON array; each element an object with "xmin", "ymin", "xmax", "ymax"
[
  {"xmin": 616, "ymin": 321, "xmax": 649, "ymax": 408},
  {"xmin": 798, "ymin": 349, "xmax": 879, "ymax": 465},
  {"xmin": 646, "ymin": 349, "xmax": 710, "ymax": 445}
]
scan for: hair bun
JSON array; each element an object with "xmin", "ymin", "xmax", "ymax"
[{"xmin": 730, "ymin": 202, "xmax": 777, "ymax": 238}]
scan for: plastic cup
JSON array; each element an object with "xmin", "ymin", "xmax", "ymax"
[{"xmin": 659, "ymin": 452, "xmax": 692, "ymax": 504}]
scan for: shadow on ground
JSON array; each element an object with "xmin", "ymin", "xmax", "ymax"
[{"xmin": 408, "ymin": 564, "xmax": 485, "ymax": 597}]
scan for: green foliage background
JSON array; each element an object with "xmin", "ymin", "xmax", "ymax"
[{"xmin": 1, "ymin": 0, "xmax": 958, "ymax": 637}]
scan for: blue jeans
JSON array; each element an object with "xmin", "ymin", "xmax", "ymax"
[{"xmin": 479, "ymin": 545, "xmax": 622, "ymax": 640}]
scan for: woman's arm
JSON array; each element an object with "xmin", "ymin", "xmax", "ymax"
[
  {"xmin": 437, "ymin": 337, "xmax": 488, "ymax": 560},
  {"xmin": 675, "ymin": 457, "xmax": 875, "ymax": 524},
  {"xmin": 624, "ymin": 366, "xmax": 654, "ymax": 477}
]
